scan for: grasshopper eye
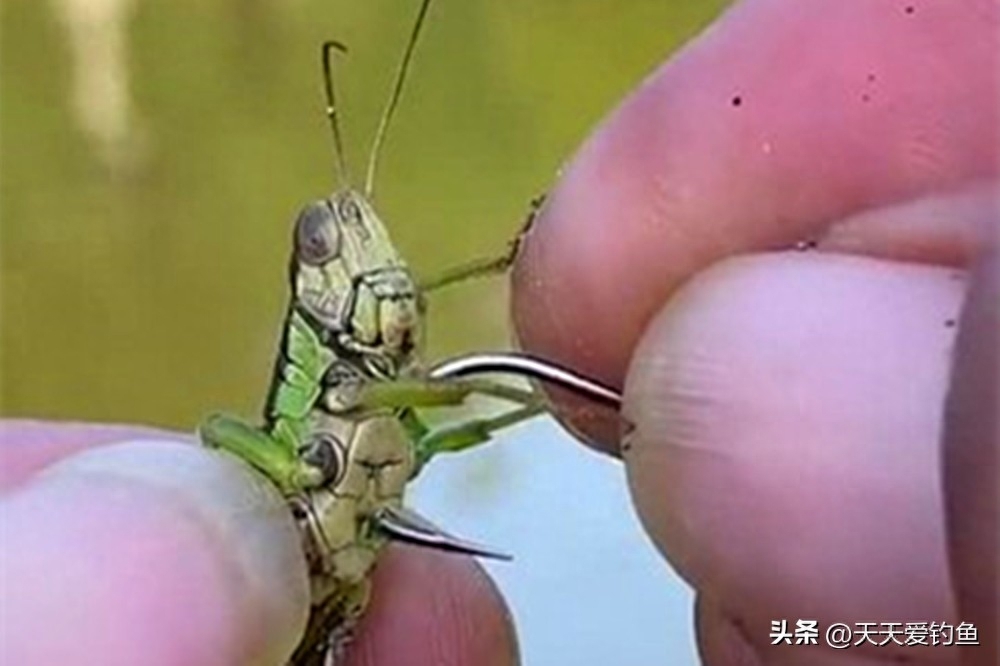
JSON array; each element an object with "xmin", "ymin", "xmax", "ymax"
[{"xmin": 295, "ymin": 202, "xmax": 341, "ymax": 266}]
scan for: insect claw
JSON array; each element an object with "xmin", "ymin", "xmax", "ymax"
[{"xmin": 372, "ymin": 505, "xmax": 512, "ymax": 561}]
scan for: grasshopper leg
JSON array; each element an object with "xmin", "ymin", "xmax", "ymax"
[
  {"xmin": 354, "ymin": 378, "xmax": 546, "ymax": 471},
  {"xmin": 199, "ymin": 413, "xmax": 318, "ymax": 494},
  {"xmin": 417, "ymin": 253, "xmax": 515, "ymax": 293},
  {"xmin": 353, "ymin": 376, "xmax": 538, "ymax": 412},
  {"xmin": 418, "ymin": 194, "xmax": 546, "ymax": 293},
  {"xmin": 413, "ymin": 403, "xmax": 546, "ymax": 471}
]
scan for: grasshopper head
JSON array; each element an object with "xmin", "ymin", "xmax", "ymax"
[{"xmin": 291, "ymin": 189, "xmax": 424, "ymax": 375}]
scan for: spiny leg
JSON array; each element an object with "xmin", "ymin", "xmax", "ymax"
[
  {"xmin": 413, "ymin": 403, "xmax": 547, "ymax": 471},
  {"xmin": 353, "ymin": 376, "xmax": 539, "ymax": 413},
  {"xmin": 352, "ymin": 375, "xmax": 550, "ymax": 471},
  {"xmin": 376, "ymin": 379, "xmax": 549, "ymax": 472},
  {"xmin": 418, "ymin": 194, "xmax": 546, "ymax": 293},
  {"xmin": 398, "ymin": 351, "xmax": 626, "ymax": 469},
  {"xmin": 198, "ymin": 413, "xmax": 311, "ymax": 494},
  {"xmin": 418, "ymin": 252, "xmax": 515, "ymax": 292}
]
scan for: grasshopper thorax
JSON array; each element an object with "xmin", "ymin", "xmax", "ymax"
[{"xmin": 291, "ymin": 188, "xmax": 424, "ymax": 378}]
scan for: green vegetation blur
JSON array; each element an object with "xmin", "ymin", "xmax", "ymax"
[{"xmin": 0, "ymin": 0, "xmax": 724, "ymax": 430}]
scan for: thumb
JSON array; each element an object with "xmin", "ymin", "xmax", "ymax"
[
  {"xmin": 621, "ymin": 253, "xmax": 961, "ymax": 661},
  {"xmin": 1, "ymin": 439, "xmax": 310, "ymax": 666}
]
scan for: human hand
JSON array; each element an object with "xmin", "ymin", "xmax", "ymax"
[
  {"xmin": 0, "ymin": 420, "xmax": 517, "ymax": 666},
  {"xmin": 511, "ymin": 1, "xmax": 997, "ymax": 665}
]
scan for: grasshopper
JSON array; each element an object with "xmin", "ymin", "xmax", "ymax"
[{"xmin": 198, "ymin": 1, "xmax": 620, "ymax": 663}]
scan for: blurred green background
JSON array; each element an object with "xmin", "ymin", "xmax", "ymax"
[{"xmin": 1, "ymin": 0, "xmax": 725, "ymax": 430}]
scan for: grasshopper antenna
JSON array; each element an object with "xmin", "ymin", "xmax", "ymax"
[
  {"xmin": 322, "ymin": 40, "xmax": 350, "ymax": 188},
  {"xmin": 363, "ymin": 0, "xmax": 433, "ymax": 198}
]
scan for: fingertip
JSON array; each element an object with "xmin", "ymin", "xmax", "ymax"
[
  {"xmin": 512, "ymin": 0, "xmax": 997, "ymax": 451},
  {"xmin": 621, "ymin": 254, "xmax": 962, "ymax": 629},
  {"xmin": 0, "ymin": 420, "xmax": 176, "ymax": 490},
  {"xmin": 0, "ymin": 439, "xmax": 309, "ymax": 666},
  {"xmin": 348, "ymin": 546, "xmax": 517, "ymax": 666}
]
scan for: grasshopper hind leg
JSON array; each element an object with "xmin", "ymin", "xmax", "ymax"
[
  {"xmin": 412, "ymin": 402, "xmax": 546, "ymax": 472},
  {"xmin": 198, "ymin": 413, "xmax": 320, "ymax": 494}
]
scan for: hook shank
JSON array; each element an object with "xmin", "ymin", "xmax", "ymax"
[{"xmin": 429, "ymin": 352, "xmax": 622, "ymax": 409}]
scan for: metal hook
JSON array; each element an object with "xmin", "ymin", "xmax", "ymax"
[
  {"xmin": 372, "ymin": 505, "xmax": 512, "ymax": 561},
  {"xmin": 428, "ymin": 352, "xmax": 622, "ymax": 409}
]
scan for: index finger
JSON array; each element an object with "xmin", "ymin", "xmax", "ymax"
[{"xmin": 511, "ymin": 0, "xmax": 998, "ymax": 449}]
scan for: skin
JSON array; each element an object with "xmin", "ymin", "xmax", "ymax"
[
  {"xmin": 2, "ymin": 1, "xmax": 995, "ymax": 664},
  {"xmin": 512, "ymin": 0, "xmax": 997, "ymax": 664},
  {"xmin": 0, "ymin": 423, "xmax": 517, "ymax": 666}
]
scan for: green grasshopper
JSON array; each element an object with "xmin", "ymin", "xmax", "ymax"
[{"xmin": 198, "ymin": 1, "xmax": 620, "ymax": 663}]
